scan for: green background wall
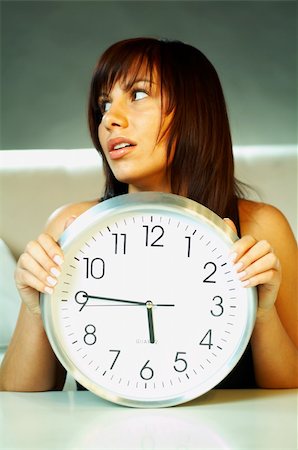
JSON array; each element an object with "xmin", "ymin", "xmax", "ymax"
[{"xmin": 1, "ymin": 0, "xmax": 296, "ymax": 149}]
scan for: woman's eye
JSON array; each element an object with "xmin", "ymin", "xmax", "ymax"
[
  {"xmin": 102, "ymin": 101, "xmax": 111, "ymax": 113},
  {"xmin": 133, "ymin": 90, "xmax": 148, "ymax": 101},
  {"xmin": 98, "ymin": 99, "xmax": 111, "ymax": 114}
]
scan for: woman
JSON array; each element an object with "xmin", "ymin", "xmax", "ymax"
[{"xmin": 0, "ymin": 38, "xmax": 297, "ymax": 391}]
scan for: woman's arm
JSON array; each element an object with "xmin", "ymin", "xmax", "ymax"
[
  {"xmin": 0, "ymin": 200, "xmax": 97, "ymax": 391},
  {"xmin": 0, "ymin": 230, "xmax": 66, "ymax": 391},
  {"xmin": 0, "ymin": 303, "xmax": 66, "ymax": 391},
  {"xmin": 235, "ymin": 201, "xmax": 298, "ymax": 388}
]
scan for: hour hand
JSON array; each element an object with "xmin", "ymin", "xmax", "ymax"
[{"xmin": 146, "ymin": 301, "xmax": 155, "ymax": 344}]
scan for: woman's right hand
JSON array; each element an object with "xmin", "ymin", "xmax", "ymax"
[{"xmin": 15, "ymin": 233, "xmax": 64, "ymax": 315}]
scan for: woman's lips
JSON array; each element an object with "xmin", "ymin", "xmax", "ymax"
[
  {"xmin": 108, "ymin": 137, "xmax": 137, "ymax": 160},
  {"xmin": 109, "ymin": 145, "xmax": 136, "ymax": 160}
]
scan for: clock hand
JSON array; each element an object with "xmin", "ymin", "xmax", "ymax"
[
  {"xmin": 82, "ymin": 294, "xmax": 155, "ymax": 343},
  {"xmin": 146, "ymin": 301, "xmax": 155, "ymax": 344},
  {"xmin": 82, "ymin": 293, "xmax": 146, "ymax": 306},
  {"xmin": 81, "ymin": 293, "xmax": 175, "ymax": 307}
]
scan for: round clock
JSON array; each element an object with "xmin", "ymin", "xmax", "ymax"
[{"xmin": 41, "ymin": 192, "xmax": 257, "ymax": 407}]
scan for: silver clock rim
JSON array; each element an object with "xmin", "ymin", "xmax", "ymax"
[
  {"xmin": 41, "ymin": 192, "xmax": 257, "ymax": 408},
  {"xmin": 58, "ymin": 192, "xmax": 240, "ymax": 250}
]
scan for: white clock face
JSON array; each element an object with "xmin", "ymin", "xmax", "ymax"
[{"xmin": 41, "ymin": 193, "xmax": 257, "ymax": 407}]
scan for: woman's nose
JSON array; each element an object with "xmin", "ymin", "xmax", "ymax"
[{"xmin": 102, "ymin": 101, "xmax": 128, "ymax": 130}]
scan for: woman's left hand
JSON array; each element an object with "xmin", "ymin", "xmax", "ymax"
[
  {"xmin": 223, "ymin": 218, "xmax": 281, "ymax": 314},
  {"xmin": 230, "ymin": 235, "xmax": 281, "ymax": 313}
]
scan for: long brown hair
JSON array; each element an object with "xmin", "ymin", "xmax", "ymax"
[{"xmin": 88, "ymin": 37, "xmax": 243, "ymax": 220}]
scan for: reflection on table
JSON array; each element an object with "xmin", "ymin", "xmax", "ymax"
[{"xmin": 0, "ymin": 389, "xmax": 297, "ymax": 449}]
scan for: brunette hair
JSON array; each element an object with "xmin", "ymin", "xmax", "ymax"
[{"xmin": 88, "ymin": 37, "xmax": 243, "ymax": 220}]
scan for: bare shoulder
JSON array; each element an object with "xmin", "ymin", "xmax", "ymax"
[
  {"xmin": 44, "ymin": 199, "xmax": 100, "ymax": 241},
  {"xmin": 238, "ymin": 199, "xmax": 296, "ymax": 243}
]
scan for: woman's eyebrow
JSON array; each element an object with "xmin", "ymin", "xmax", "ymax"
[
  {"xmin": 97, "ymin": 94, "xmax": 110, "ymax": 108},
  {"xmin": 132, "ymin": 78, "xmax": 156, "ymax": 85},
  {"xmin": 97, "ymin": 78, "xmax": 157, "ymax": 100},
  {"xmin": 97, "ymin": 93, "xmax": 108, "ymax": 102},
  {"xmin": 124, "ymin": 78, "xmax": 157, "ymax": 87}
]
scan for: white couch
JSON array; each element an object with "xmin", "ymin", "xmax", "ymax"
[{"xmin": 0, "ymin": 146, "xmax": 296, "ymax": 385}]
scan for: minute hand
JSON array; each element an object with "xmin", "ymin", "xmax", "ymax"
[
  {"xmin": 85, "ymin": 294, "xmax": 146, "ymax": 306},
  {"xmin": 84, "ymin": 294, "xmax": 175, "ymax": 307}
]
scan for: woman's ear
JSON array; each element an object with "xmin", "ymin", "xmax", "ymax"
[{"xmin": 223, "ymin": 218, "xmax": 238, "ymax": 234}]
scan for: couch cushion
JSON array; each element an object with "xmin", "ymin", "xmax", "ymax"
[{"xmin": 0, "ymin": 239, "xmax": 20, "ymax": 348}]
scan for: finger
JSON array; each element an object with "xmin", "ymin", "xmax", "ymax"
[
  {"xmin": 229, "ymin": 235, "xmax": 257, "ymax": 263},
  {"xmin": 19, "ymin": 235, "xmax": 63, "ymax": 296},
  {"xmin": 64, "ymin": 215, "xmax": 77, "ymax": 230},
  {"xmin": 37, "ymin": 233, "xmax": 64, "ymax": 265},
  {"xmin": 230, "ymin": 237, "xmax": 270, "ymax": 267},
  {"xmin": 240, "ymin": 269, "xmax": 280, "ymax": 292},
  {"xmin": 223, "ymin": 218, "xmax": 238, "ymax": 235},
  {"xmin": 16, "ymin": 265, "xmax": 53, "ymax": 295},
  {"xmin": 24, "ymin": 235, "xmax": 63, "ymax": 273},
  {"xmin": 17, "ymin": 252, "xmax": 59, "ymax": 292},
  {"xmin": 16, "ymin": 261, "xmax": 56, "ymax": 315},
  {"xmin": 236, "ymin": 252, "xmax": 280, "ymax": 283}
]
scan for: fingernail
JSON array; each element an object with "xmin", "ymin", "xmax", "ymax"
[
  {"xmin": 237, "ymin": 270, "xmax": 247, "ymax": 280},
  {"xmin": 234, "ymin": 261, "xmax": 244, "ymax": 272},
  {"xmin": 53, "ymin": 255, "xmax": 63, "ymax": 266},
  {"xmin": 229, "ymin": 252, "xmax": 237, "ymax": 263},
  {"xmin": 241, "ymin": 279, "xmax": 250, "ymax": 287},
  {"xmin": 44, "ymin": 286, "xmax": 54, "ymax": 295},
  {"xmin": 50, "ymin": 267, "xmax": 61, "ymax": 277},
  {"xmin": 47, "ymin": 276, "xmax": 57, "ymax": 287}
]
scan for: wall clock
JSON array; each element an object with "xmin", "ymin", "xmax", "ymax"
[{"xmin": 41, "ymin": 192, "xmax": 257, "ymax": 407}]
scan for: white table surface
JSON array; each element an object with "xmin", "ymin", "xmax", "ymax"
[{"xmin": 0, "ymin": 389, "xmax": 297, "ymax": 450}]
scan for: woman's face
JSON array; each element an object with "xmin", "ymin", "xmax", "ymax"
[{"xmin": 97, "ymin": 71, "xmax": 173, "ymax": 193}]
